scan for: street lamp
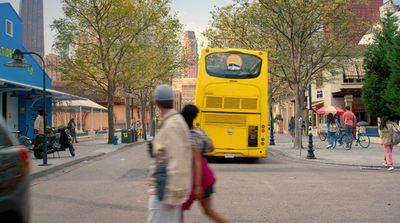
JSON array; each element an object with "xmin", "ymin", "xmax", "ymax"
[
  {"xmin": 269, "ymin": 108, "xmax": 275, "ymax": 145},
  {"xmin": 307, "ymin": 83, "xmax": 316, "ymax": 159},
  {"xmin": 5, "ymin": 49, "xmax": 49, "ymax": 165}
]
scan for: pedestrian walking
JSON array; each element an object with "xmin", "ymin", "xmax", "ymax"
[
  {"xmin": 181, "ymin": 104, "xmax": 229, "ymax": 223},
  {"xmin": 67, "ymin": 118, "xmax": 78, "ymax": 143},
  {"xmin": 34, "ymin": 109, "xmax": 44, "ymax": 145},
  {"xmin": 288, "ymin": 117, "xmax": 295, "ymax": 142},
  {"xmin": 338, "ymin": 106, "xmax": 356, "ymax": 148},
  {"xmin": 379, "ymin": 116, "xmax": 399, "ymax": 171},
  {"xmin": 34, "ymin": 109, "xmax": 44, "ymax": 136},
  {"xmin": 147, "ymin": 84, "xmax": 192, "ymax": 223},
  {"xmin": 326, "ymin": 113, "xmax": 339, "ymax": 149}
]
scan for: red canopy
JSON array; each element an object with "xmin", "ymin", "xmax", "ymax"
[{"xmin": 316, "ymin": 106, "xmax": 344, "ymax": 115}]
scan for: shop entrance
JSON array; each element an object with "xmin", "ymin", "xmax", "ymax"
[{"xmin": 0, "ymin": 92, "xmax": 18, "ymax": 132}]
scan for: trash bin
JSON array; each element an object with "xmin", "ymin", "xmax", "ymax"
[
  {"xmin": 114, "ymin": 135, "xmax": 119, "ymax": 145},
  {"xmin": 121, "ymin": 129, "xmax": 132, "ymax": 143},
  {"xmin": 132, "ymin": 129, "xmax": 138, "ymax": 142}
]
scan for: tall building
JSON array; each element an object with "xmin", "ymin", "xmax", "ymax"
[
  {"xmin": 173, "ymin": 31, "xmax": 199, "ymax": 109},
  {"xmin": 20, "ymin": 0, "xmax": 44, "ymax": 60},
  {"xmin": 182, "ymin": 31, "xmax": 198, "ymax": 78}
]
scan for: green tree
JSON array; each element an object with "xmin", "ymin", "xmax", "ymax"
[
  {"xmin": 362, "ymin": 12, "xmax": 399, "ymax": 118},
  {"xmin": 205, "ymin": 0, "xmax": 362, "ymax": 148},
  {"xmin": 52, "ymin": 0, "xmax": 175, "ymax": 143},
  {"xmin": 386, "ymin": 16, "xmax": 400, "ymax": 117},
  {"xmin": 119, "ymin": 12, "xmax": 182, "ymax": 131},
  {"xmin": 204, "ymin": 2, "xmax": 291, "ymax": 145}
]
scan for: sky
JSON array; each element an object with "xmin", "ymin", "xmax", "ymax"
[{"xmin": 0, "ymin": 0, "xmax": 234, "ymax": 55}]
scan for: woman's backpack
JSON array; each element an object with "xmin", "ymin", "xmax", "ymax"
[
  {"xmin": 329, "ymin": 122, "xmax": 339, "ymax": 133},
  {"xmin": 392, "ymin": 124, "xmax": 400, "ymax": 145}
]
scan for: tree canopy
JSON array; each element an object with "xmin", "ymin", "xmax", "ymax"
[
  {"xmin": 362, "ymin": 12, "xmax": 400, "ymax": 118},
  {"xmin": 205, "ymin": 0, "xmax": 363, "ymax": 148},
  {"xmin": 52, "ymin": 0, "xmax": 181, "ymax": 143}
]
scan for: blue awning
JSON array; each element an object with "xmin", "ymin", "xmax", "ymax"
[{"xmin": 0, "ymin": 77, "xmax": 84, "ymax": 101}]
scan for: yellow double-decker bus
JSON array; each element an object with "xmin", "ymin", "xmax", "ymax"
[{"xmin": 194, "ymin": 48, "xmax": 268, "ymax": 158}]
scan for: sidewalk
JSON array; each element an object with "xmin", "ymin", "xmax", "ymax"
[
  {"xmin": 29, "ymin": 137, "xmax": 147, "ymax": 179},
  {"xmin": 270, "ymin": 134, "xmax": 400, "ymax": 168}
]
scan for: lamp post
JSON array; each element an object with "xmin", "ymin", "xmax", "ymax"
[
  {"xmin": 5, "ymin": 49, "xmax": 49, "ymax": 165},
  {"xmin": 307, "ymin": 83, "xmax": 316, "ymax": 159},
  {"xmin": 268, "ymin": 75, "xmax": 275, "ymax": 145},
  {"xmin": 269, "ymin": 105, "xmax": 275, "ymax": 145}
]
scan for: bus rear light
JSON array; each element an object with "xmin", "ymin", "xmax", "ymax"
[
  {"xmin": 261, "ymin": 129, "xmax": 265, "ymax": 133},
  {"xmin": 259, "ymin": 52, "xmax": 263, "ymax": 56},
  {"xmin": 196, "ymin": 122, "xmax": 200, "ymax": 127},
  {"xmin": 205, "ymin": 48, "xmax": 210, "ymax": 53},
  {"xmin": 261, "ymin": 138, "xmax": 265, "ymax": 141},
  {"xmin": 261, "ymin": 142, "xmax": 265, "ymax": 146},
  {"xmin": 261, "ymin": 125, "xmax": 265, "ymax": 129}
]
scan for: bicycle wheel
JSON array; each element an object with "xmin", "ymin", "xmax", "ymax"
[
  {"xmin": 358, "ymin": 134, "xmax": 370, "ymax": 148},
  {"xmin": 319, "ymin": 133, "xmax": 327, "ymax": 141},
  {"xmin": 340, "ymin": 134, "xmax": 352, "ymax": 150}
]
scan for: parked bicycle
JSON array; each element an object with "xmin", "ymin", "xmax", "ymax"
[
  {"xmin": 12, "ymin": 128, "xmax": 33, "ymax": 151},
  {"xmin": 318, "ymin": 123, "xmax": 328, "ymax": 141},
  {"xmin": 340, "ymin": 125, "xmax": 370, "ymax": 149},
  {"xmin": 326, "ymin": 124, "xmax": 370, "ymax": 149}
]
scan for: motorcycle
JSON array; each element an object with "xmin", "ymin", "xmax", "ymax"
[{"xmin": 32, "ymin": 127, "xmax": 75, "ymax": 159}]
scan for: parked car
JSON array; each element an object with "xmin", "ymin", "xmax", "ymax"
[{"xmin": 0, "ymin": 117, "xmax": 30, "ymax": 223}]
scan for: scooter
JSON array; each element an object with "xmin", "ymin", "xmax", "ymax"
[{"xmin": 32, "ymin": 127, "xmax": 75, "ymax": 159}]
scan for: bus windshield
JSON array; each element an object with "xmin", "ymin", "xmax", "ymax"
[{"xmin": 205, "ymin": 52, "xmax": 262, "ymax": 79}]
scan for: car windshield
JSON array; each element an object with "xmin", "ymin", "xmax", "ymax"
[{"xmin": 205, "ymin": 52, "xmax": 262, "ymax": 79}]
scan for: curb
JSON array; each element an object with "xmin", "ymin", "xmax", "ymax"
[
  {"xmin": 269, "ymin": 147, "xmax": 390, "ymax": 169},
  {"xmin": 30, "ymin": 141, "xmax": 147, "ymax": 180}
]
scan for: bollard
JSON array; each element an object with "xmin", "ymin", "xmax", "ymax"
[{"xmin": 114, "ymin": 135, "xmax": 118, "ymax": 145}]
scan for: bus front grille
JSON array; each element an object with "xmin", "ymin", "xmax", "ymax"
[
  {"xmin": 205, "ymin": 114, "xmax": 246, "ymax": 125},
  {"xmin": 206, "ymin": 97, "xmax": 223, "ymax": 108}
]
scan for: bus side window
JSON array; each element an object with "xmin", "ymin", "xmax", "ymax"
[{"xmin": 248, "ymin": 126, "xmax": 258, "ymax": 147}]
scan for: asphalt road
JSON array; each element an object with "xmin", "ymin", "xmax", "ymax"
[{"xmin": 31, "ymin": 143, "xmax": 400, "ymax": 223}]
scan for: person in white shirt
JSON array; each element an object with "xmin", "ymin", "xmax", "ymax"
[{"xmin": 34, "ymin": 109, "xmax": 44, "ymax": 135}]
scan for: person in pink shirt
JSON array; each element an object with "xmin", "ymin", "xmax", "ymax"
[{"xmin": 338, "ymin": 106, "xmax": 356, "ymax": 148}]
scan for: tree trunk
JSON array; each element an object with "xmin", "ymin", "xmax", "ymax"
[
  {"xmin": 125, "ymin": 95, "xmax": 131, "ymax": 129},
  {"xmin": 107, "ymin": 92, "xmax": 115, "ymax": 144},
  {"xmin": 293, "ymin": 84, "xmax": 306, "ymax": 149},
  {"xmin": 140, "ymin": 91, "xmax": 147, "ymax": 140},
  {"xmin": 268, "ymin": 81, "xmax": 274, "ymax": 145},
  {"xmin": 150, "ymin": 100, "xmax": 155, "ymax": 137}
]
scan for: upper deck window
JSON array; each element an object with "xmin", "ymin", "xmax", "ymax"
[
  {"xmin": 206, "ymin": 52, "xmax": 262, "ymax": 79},
  {"xmin": 5, "ymin": 19, "xmax": 13, "ymax": 37}
]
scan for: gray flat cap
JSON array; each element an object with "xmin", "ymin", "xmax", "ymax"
[{"xmin": 153, "ymin": 84, "xmax": 174, "ymax": 101}]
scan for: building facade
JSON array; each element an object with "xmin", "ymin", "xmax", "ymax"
[
  {"xmin": 0, "ymin": 3, "xmax": 52, "ymax": 138},
  {"xmin": 349, "ymin": 0, "xmax": 383, "ymax": 43}
]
